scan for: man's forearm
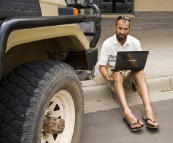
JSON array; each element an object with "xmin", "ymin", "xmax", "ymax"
[{"xmin": 99, "ymin": 65, "xmax": 110, "ymax": 80}]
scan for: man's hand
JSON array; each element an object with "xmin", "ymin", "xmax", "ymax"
[
  {"xmin": 106, "ymin": 77, "xmax": 114, "ymax": 82},
  {"xmin": 99, "ymin": 65, "xmax": 114, "ymax": 82}
]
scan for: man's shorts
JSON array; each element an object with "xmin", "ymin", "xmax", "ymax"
[{"xmin": 107, "ymin": 68, "xmax": 136, "ymax": 91}]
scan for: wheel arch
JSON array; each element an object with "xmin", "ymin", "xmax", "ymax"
[
  {"xmin": 2, "ymin": 30, "xmax": 89, "ymax": 80},
  {"xmin": 7, "ymin": 24, "xmax": 89, "ymax": 52}
]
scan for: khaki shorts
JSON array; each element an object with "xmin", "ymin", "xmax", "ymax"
[{"xmin": 107, "ymin": 68, "xmax": 135, "ymax": 91}]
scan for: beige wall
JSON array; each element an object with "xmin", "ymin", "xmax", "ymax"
[{"xmin": 134, "ymin": 0, "xmax": 173, "ymax": 11}]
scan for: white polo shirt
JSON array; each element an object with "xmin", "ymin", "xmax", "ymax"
[{"xmin": 98, "ymin": 34, "xmax": 142, "ymax": 67}]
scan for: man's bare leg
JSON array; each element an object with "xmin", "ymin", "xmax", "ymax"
[
  {"xmin": 132, "ymin": 70, "xmax": 159, "ymax": 127},
  {"xmin": 112, "ymin": 72, "xmax": 143, "ymax": 128}
]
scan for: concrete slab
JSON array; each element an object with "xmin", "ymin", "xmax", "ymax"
[
  {"xmin": 147, "ymin": 77, "xmax": 171, "ymax": 92},
  {"xmin": 83, "ymin": 84, "xmax": 173, "ymax": 114},
  {"xmin": 94, "ymin": 78, "xmax": 107, "ymax": 85},
  {"xmin": 144, "ymin": 71, "xmax": 153, "ymax": 79},
  {"xmin": 169, "ymin": 76, "xmax": 173, "ymax": 89},
  {"xmin": 81, "ymin": 80, "xmax": 97, "ymax": 87},
  {"xmin": 112, "ymin": 90, "xmax": 173, "ymax": 107},
  {"xmin": 99, "ymin": 76, "xmax": 171, "ymax": 96},
  {"xmin": 83, "ymin": 85, "xmax": 112, "ymax": 101},
  {"xmin": 84, "ymin": 98, "xmax": 120, "ymax": 114},
  {"xmin": 83, "ymin": 85, "xmax": 120, "ymax": 113},
  {"xmin": 150, "ymin": 90, "xmax": 173, "ymax": 102}
]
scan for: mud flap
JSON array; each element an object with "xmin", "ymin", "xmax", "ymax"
[{"xmin": 85, "ymin": 48, "xmax": 98, "ymax": 71}]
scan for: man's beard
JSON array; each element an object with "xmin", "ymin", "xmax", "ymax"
[{"xmin": 116, "ymin": 33, "xmax": 128, "ymax": 42}]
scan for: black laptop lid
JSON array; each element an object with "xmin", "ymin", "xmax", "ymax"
[{"xmin": 115, "ymin": 51, "xmax": 149, "ymax": 71}]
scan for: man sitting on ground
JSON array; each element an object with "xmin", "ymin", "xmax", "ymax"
[{"xmin": 98, "ymin": 16, "xmax": 159, "ymax": 131}]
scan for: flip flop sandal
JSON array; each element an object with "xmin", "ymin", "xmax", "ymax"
[
  {"xmin": 142, "ymin": 116, "xmax": 159, "ymax": 128},
  {"xmin": 123, "ymin": 118, "xmax": 143, "ymax": 132}
]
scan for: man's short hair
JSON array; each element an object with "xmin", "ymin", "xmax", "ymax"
[{"xmin": 115, "ymin": 16, "xmax": 130, "ymax": 27}]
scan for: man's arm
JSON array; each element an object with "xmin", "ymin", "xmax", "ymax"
[{"xmin": 99, "ymin": 65, "xmax": 114, "ymax": 82}]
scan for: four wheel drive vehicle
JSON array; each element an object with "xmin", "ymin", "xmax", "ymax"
[{"xmin": 0, "ymin": 0, "xmax": 101, "ymax": 143}]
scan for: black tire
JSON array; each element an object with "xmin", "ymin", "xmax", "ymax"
[{"xmin": 0, "ymin": 60, "xmax": 84, "ymax": 143}]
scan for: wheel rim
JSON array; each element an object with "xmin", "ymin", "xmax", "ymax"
[{"xmin": 41, "ymin": 90, "xmax": 75, "ymax": 143}]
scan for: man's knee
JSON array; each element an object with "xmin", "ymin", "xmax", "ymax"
[
  {"xmin": 112, "ymin": 72, "xmax": 123, "ymax": 83},
  {"xmin": 134, "ymin": 70, "xmax": 145, "ymax": 80},
  {"xmin": 137, "ymin": 70, "xmax": 144, "ymax": 76}
]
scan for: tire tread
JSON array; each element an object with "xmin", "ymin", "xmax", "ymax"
[{"xmin": 0, "ymin": 60, "xmax": 83, "ymax": 143}]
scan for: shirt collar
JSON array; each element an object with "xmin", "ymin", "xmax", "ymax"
[{"xmin": 113, "ymin": 34, "xmax": 130, "ymax": 45}]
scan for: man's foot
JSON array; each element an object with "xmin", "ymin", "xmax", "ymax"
[
  {"xmin": 124, "ymin": 111, "xmax": 144, "ymax": 129},
  {"xmin": 123, "ymin": 118, "xmax": 143, "ymax": 132},
  {"xmin": 143, "ymin": 109, "xmax": 159, "ymax": 128},
  {"xmin": 142, "ymin": 116, "xmax": 159, "ymax": 128}
]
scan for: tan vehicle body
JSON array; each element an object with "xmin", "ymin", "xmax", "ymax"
[{"xmin": 3, "ymin": 0, "xmax": 89, "ymax": 79}]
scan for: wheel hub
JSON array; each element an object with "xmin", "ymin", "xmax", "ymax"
[{"xmin": 42, "ymin": 115, "xmax": 65, "ymax": 135}]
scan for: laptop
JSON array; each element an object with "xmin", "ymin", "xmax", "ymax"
[{"xmin": 114, "ymin": 51, "xmax": 149, "ymax": 71}]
